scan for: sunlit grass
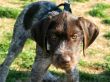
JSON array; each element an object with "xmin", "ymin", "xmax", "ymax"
[
  {"xmin": 89, "ymin": 9, "xmax": 107, "ymax": 18},
  {"xmin": 0, "ymin": 6, "xmax": 20, "ymax": 18},
  {"xmin": 73, "ymin": 0, "xmax": 89, "ymax": 3},
  {"xmin": 89, "ymin": 3, "xmax": 110, "ymax": 26},
  {"xmin": 89, "ymin": 3, "xmax": 110, "ymax": 18}
]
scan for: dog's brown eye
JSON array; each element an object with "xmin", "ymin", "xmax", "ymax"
[{"xmin": 72, "ymin": 34, "xmax": 77, "ymax": 39}]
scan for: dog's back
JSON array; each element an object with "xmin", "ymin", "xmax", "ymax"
[{"xmin": 16, "ymin": 1, "xmax": 61, "ymax": 30}]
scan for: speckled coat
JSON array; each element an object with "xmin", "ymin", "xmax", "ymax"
[
  {"xmin": 0, "ymin": 1, "xmax": 99, "ymax": 82},
  {"xmin": 0, "ymin": 1, "xmax": 62, "ymax": 82}
]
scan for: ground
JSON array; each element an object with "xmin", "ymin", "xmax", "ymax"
[{"xmin": 0, "ymin": 0, "xmax": 110, "ymax": 82}]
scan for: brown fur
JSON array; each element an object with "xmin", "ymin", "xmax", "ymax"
[{"xmin": 32, "ymin": 12, "xmax": 99, "ymax": 73}]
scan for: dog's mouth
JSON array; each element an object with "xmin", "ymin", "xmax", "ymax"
[{"xmin": 52, "ymin": 54, "xmax": 75, "ymax": 70}]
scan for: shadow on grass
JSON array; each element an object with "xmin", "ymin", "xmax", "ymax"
[
  {"xmin": 7, "ymin": 69, "xmax": 30, "ymax": 82},
  {"xmin": 80, "ymin": 70, "xmax": 110, "ymax": 82},
  {"xmin": 7, "ymin": 69, "xmax": 110, "ymax": 82}
]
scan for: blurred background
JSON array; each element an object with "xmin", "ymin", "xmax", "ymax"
[{"xmin": 0, "ymin": 0, "xmax": 110, "ymax": 82}]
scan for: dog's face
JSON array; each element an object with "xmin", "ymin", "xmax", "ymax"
[
  {"xmin": 46, "ymin": 13, "xmax": 83, "ymax": 70},
  {"xmin": 32, "ymin": 12, "xmax": 99, "ymax": 70}
]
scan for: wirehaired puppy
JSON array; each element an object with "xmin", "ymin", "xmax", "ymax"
[{"xmin": 0, "ymin": 1, "xmax": 99, "ymax": 82}]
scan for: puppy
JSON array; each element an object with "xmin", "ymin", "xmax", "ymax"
[{"xmin": 0, "ymin": 1, "xmax": 99, "ymax": 82}]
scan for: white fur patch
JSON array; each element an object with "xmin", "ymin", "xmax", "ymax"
[
  {"xmin": 54, "ymin": 41, "xmax": 67, "ymax": 54},
  {"xmin": 47, "ymin": 41, "xmax": 50, "ymax": 50}
]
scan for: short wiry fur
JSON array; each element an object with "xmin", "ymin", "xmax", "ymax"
[{"xmin": 0, "ymin": 1, "xmax": 99, "ymax": 82}]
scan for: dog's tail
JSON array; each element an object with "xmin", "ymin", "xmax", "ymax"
[
  {"xmin": 23, "ymin": 2, "xmax": 40, "ymax": 30},
  {"xmin": 57, "ymin": 3, "xmax": 72, "ymax": 13}
]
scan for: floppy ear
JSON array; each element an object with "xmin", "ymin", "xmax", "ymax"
[
  {"xmin": 77, "ymin": 17, "xmax": 99, "ymax": 55},
  {"xmin": 31, "ymin": 16, "xmax": 52, "ymax": 53}
]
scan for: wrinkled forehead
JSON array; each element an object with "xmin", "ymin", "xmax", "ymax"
[{"xmin": 48, "ymin": 12, "xmax": 81, "ymax": 35}]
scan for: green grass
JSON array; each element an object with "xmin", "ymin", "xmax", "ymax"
[
  {"xmin": 89, "ymin": 3, "xmax": 110, "ymax": 18},
  {"xmin": 102, "ymin": 18, "xmax": 110, "ymax": 25},
  {"xmin": 13, "ymin": 50, "xmax": 35, "ymax": 69},
  {"xmin": 0, "ymin": 43, "xmax": 9, "ymax": 63},
  {"xmin": 6, "ymin": 69, "xmax": 110, "ymax": 82},
  {"xmin": 105, "ymin": 55, "xmax": 110, "ymax": 62},
  {"xmin": 87, "ymin": 49, "xmax": 100, "ymax": 56},
  {"xmin": 89, "ymin": 3, "xmax": 110, "ymax": 25},
  {"xmin": 94, "ymin": 3, "xmax": 110, "ymax": 10},
  {"xmin": 79, "ymin": 60, "xmax": 104, "ymax": 70},
  {"xmin": 0, "ymin": 6, "xmax": 20, "ymax": 18},
  {"xmin": 104, "ymin": 55, "xmax": 110, "ymax": 70},
  {"xmin": 72, "ymin": 0, "xmax": 89, "ymax": 2},
  {"xmin": 80, "ymin": 71, "xmax": 110, "ymax": 82},
  {"xmin": 89, "ymin": 9, "xmax": 107, "ymax": 18},
  {"xmin": 79, "ymin": 60, "xmax": 88, "ymax": 66},
  {"xmin": 104, "ymin": 32, "xmax": 110, "ymax": 40},
  {"xmin": 7, "ymin": 70, "xmax": 29, "ymax": 82},
  {"xmin": 20, "ymin": 0, "xmax": 36, "ymax": 1}
]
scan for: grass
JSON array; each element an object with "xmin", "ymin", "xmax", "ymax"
[
  {"xmin": 6, "ymin": 69, "xmax": 110, "ymax": 82},
  {"xmin": 13, "ymin": 50, "xmax": 35, "ymax": 69},
  {"xmin": 0, "ymin": 43, "xmax": 9, "ymax": 63},
  {"xmin": 104, "ymin": 32, "xmax": 110, "ymax": 40},
  {"xmin": 72, "ymin": 0, "xmax": 89, "ymax": 3},
  {"xmin": 89, "ymin": 3, "xmax": 110, "ymax": 18},
  {"xmin": 80, "ymin": 71, "xmax": 110, "ymax": 82},
  {"xmin": 79, "ymin": 60, "xmax": 105, "ymax": 70},
  {"xmin": 102, "ymin": 18, "xmax": 110, "ymax": 25},
  {"xmin": 87, "ymin": 49, "xmax": 100, "ymax": 56},
  {"xmin": 7, "ymin": 70, "xmax": 29, "ymax": 82},
  {"xmin": 89, "ymin": 3, "xmax": 110, "ymax": 25},
  {"xmin": 0, "ymin": 0, "xmax": 110, "ymax": 82},
  {"xmin": 89, "ymin": 9, "xmax": 107, "ymax": 18},
  {"xmin": 105, "ymin": 55, "xmax": 110, "ymax": 70},
  {"xmin": 0, "ymin": 6, "xmax": 20, "ymax": 18}
]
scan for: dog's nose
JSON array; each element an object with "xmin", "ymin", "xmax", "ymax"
[
  {"xmin": 63, "ymin": 55, "xmax": 71, "ymax": 63},
  {"xmin": 57, "ymin": 55, "xmax": 71, "ymax": 64}
]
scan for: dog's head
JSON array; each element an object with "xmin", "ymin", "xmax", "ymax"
[{"xmin": 31, "ymin": 12, "xmax": 99, "ymax": 70}]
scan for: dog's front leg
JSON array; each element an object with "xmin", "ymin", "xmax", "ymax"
[
  {"xmin": 66, "ymin": 66, "xmax": 79, "ymax": 82},
  {"xmin": 31, "ymin": 46, "xmax": 52, "ymax": 82},
  {"xmin": 31, "ymin": 57, "xmax": 51, "ymax": 82}
]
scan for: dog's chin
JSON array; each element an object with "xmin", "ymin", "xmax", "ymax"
[{"xmin": 52, "ymin": 56, "xmax": 75, "ymax": 71}]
